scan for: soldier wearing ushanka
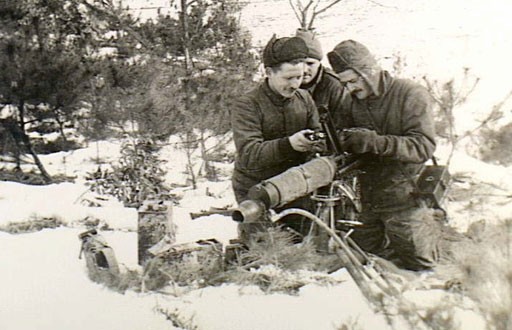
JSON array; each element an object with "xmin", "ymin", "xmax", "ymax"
[{"xmin": 231, "ymin": 35, "xmax": 323, "ymax": 238}]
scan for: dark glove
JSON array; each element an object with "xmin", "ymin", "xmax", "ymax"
[
  {"xmin": 311, "ymin": 139, "xmax": 327, "ymax": 154},
  {"xmin": 340, "ymin": 128, "xmax": 380, "ymax": 154}
]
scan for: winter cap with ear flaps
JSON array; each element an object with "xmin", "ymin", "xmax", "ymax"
[
  {"xmin": 263, "ymin": 35, "xmax": 309, "ymax": 67},
  {"xmin": 295, "ymin": 28, "xmax": 323, "ymax": 60},
  {"xmin": 327, "ymin": 40, "xmax": 377, "ymax": 74}
]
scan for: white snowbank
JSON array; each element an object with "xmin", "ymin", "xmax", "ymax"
[
  {"xmin": 0, "ymin": 228, "xmax": 174, "ymax": 330},
  {"xmin": 0, "ymin": 181, "xmax": 137, "ymax": 230}
]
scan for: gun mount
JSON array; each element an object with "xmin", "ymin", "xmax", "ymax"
[
  {"xmin": 232, "ymin": 104, "xmax": 361, "ymax": 226},
  {"xmin": 231, "ymin": 154, "xmax": 361, "ymax": 224}
]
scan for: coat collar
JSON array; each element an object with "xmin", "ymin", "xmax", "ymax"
[
  {"xmin": 370, "ymin": 70, "xmax": 393, "ymax": 99},
  {"xmin": 262, "ymin": 79, "xmax": 291, "ymax": 106}
]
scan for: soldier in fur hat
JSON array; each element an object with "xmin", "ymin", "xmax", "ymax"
[
  {"xmin": 231, "ymin": 35, "xmax": 323, "ymax": 239},
  {"xmin": 328, "ymin": 40, "xmax": 442, "ymax": 270}
]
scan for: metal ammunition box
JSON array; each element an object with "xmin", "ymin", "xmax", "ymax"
[
  {"xmin": 414, "ymin": 165, "xmax": 451, "ymax": 209},
  {"xmin": 138, "ymin": 200, "xmax": 175, "ymax": 265}
]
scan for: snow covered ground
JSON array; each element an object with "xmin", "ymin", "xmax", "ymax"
[
  {"xmin": 1, "ymin": 138, "xmax": 510, "ymax": 330},
  {"xmin": 0, "ymin": 140, "xmax": 390, "ymax": 330},
  {"xmin": 1, "ymin": 139, "xmax": 502, "ymax": 330},
  {"xmin": 1, "ymin": 0, "xmax": 512, "ymax": 329}
]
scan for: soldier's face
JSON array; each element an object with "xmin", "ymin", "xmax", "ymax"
[
  {"xmin": 266, "ymin": 62, "xmax": 304, "ymax": 98},
  {"xmin": 301, "ymin": 57, "xmax": 321, "ymax": 85},
  {"xmin": 337, "ymin": 69, "xmax": 372, "ymax": 100}
]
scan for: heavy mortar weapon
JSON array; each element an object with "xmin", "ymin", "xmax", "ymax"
[{"xmin": 231, "ymin": 105, "xmax": 402, "ymax": 302}]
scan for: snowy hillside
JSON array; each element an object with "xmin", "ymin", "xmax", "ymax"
[{"xmin": 1, "ymin": 0, "xmax": 512, "ymax": 330}]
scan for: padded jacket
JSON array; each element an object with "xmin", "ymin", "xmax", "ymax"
[
  {"xmin": 335, "ymin": 71, "xmax": 436, "ymax": 211},
  {"xmin": 231, "ymin": 80, "xmax": 321, "ymax": 202}
]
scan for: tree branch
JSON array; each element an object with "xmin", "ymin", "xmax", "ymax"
[
  {"xmin": 289, "ymin": 0, "xmax": 302, "ymax": 26},
  {"xmin": 461, "ymin": 89, "xmax": 512, "ymax": 139},
  {"xmin": 79, "ymin": 0, "xmax": 153, "ymax": 51},
  {"xmin": 365, "ymin": 0, "xmax": 398, "ymax": 8},
  {"xmin": 302, "ymin": 0, "xmax": 315, "ymax": 27},
  {"xmin": 313, "ymin": 0, "xmax": 343, "ymax": 16},
  {"xmin": 455, "ymin": 76, "xmax": 480, "ymax": 106}
]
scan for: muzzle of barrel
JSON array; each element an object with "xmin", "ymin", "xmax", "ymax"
[{"xmin": 231, "ymin": 199, "xmax": 267, "ymax": 223}]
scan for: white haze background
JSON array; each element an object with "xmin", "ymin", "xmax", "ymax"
[{"xmin": 1, "ymin": 0, "xmax": 511, "ymax": 329}]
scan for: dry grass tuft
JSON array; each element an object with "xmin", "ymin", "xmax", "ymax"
[
  {"xmin": 85, "ymin": 227, "xmax": 337, "ymax": 295},
  {"xmin": 396, "ymin": 298, "xmax": 458, "ymax": 330},
  {"xmin": 113, "ymin": 268, "xmax": 143, "ymax": 293},
  {"xmin": 435, "ymin": 219, "xmax": 512, "ymax": 330},
  {"xmin": 217, "ymin": 227, "xmax": 341, "ymax": 293},
  {"xmin": 142, "ymin": 245, "xmax": 224, "ymax": 291},
  {"xmin": 240, "ymin": 227, "xmax": 321, "ymax": 271},
  {"xmin": 336, "ymin": 316, "xmax": 364, "ymax": 330},
  {"xmin": 0, "ymin": 214, "xmax": 65, "ymax": 234},
  {"xmin": 155, "ymin": 306, "xmax": 199, "ymax": 330}
]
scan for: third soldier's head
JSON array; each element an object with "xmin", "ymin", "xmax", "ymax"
[{"xmin": 327, "ymin": 40, "xmax": 380, "ymax": 100}]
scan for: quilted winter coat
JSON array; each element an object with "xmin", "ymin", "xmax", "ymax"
[
  {"xmin": 335, "ymin": 71, "xmax": 436, "ymax": 211},
  {"xmin": 231, "ymin": 80, "xmax": 321, "ymax": 202}
]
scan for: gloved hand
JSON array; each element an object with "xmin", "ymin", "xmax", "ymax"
[
  {"xmin": 289, "ymin": 129, "xmax": 320, "ymax": 153},
  {"xmin": 339, "ymin": 128, "xmax": 380, "ymax": 154},
  {"xmin": 311, "ymin": 139, "xmax": 327, "ymax": 154}
]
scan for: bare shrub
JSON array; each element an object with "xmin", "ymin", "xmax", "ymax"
[
  {"xmin": 0, "ymin": 167, "xmax": 72, "ymax": 185},
  {"xmin": 423, "ymin": 70, "xmax": 512, "ymax": 168},
  {"xmin": 423, "ymin": 69, "xmax": 480, "ymax": 164},
  {"xmin": 289, "ymin": 0, "xmax": 344, "ymax": 29}
]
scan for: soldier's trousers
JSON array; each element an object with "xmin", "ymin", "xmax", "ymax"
[{"xmin": 349, "ymin": 206, "xmax": 446, "ymax": 271}]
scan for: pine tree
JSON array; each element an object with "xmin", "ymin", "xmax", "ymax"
[{"xmin": 0, "ymin": 0, "xmax": 109, "ymax": 181}]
